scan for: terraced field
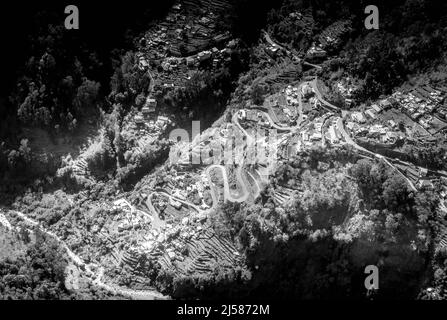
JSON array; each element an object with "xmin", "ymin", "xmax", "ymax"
[
  {"xmin": 272, "ymin": 187, "xmax": 297, "ymax": 206},
  {"xmin": 439, "ymin": 232, "xmax": 447, "ymax": 250},
  {"xmin": 175, "ymin": 228, "xmax": 241, "ymax": 275},
  {"xmin": 72, "ymin": 157, "xmax": 91, "ymax": 178}
]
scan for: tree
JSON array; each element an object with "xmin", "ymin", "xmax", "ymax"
[
  {"xmin": 0, "ymin": 230, "xmax": 69, "ymax": 300},
  {"xmin": 382, "ymin": 174, "xmax": 412, "ymax": 215},
  {"xmin": 74, "ymin": 77, "xmax": 101, "ymax": 113},
  {"xmin": 251, "ymin": 83, "xmax": 265, "ymax": 105}
]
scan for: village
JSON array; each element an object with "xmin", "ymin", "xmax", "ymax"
[
  {"xmin": 136, "ymin": 0, "xmax": 235, "ymax": 94},
  {"xmin": 42, "ymin": 24, "xmax": 447, "ymax": 298},
  {"xmin": 3, "ymin": 0, "xmax": 447, "ymax": 301}
]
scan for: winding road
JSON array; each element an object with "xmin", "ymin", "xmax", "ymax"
[
  {"xmin": 201, "ymin": 81, "xmax": 309, "ymax": 205},
  {"xmin": 7, "ymin": 70, "xmax": 430, "ymax": 300},
  {"xmin": 311, "ymin": 79, "xmax": 340, "ymax": 112},
  {"xmin": 206, "ymin": 165, "xmax": 250, "ymax": 203}
]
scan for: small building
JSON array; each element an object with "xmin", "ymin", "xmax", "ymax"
[
  {"xmin": 142, "ymin": 106, "xmax": 154, "ymax": 116},
  {"xmin": 167, "ymin": 250, "xmax": 176, "ymax": 260},
  {"xmin": 301, "ymin": 132, "xmax": 309, "ymax": 141},
  {"xmin": 162, "ymin": 61, "xmax": 171, "ymax": 71},
  {"xmin": 170, "ymin": 198, "xmax": 182, "ymax": 210},
  {"xmin": 388, "ymin": 120, "xmax": 397, "ymax": 128},
  {"xmin": 135, "ymin": 114, "xmax": 144, "ymax": 125},
  {"xmin": 227, "ymin": 40, "xmax": 237, "ymax": 49},
  {"xmin": 419, "ymin": 168, "xmax": 428, "ymax": 177},
  {"xmin": 301, "ymin": 84, "xmax": 313, "ymax": 98},
  {"xmin": 186, "ymin": 57, "xmax": 195, "ymax": 67},
  {"xmin": 346, "ymin": 121, "xmax": 356, "ymax": 131},
  {"xmin": 266, "ymin": 46, "xmax": 279, "ymax": 57},
  {"xmin": 139, "ymin": 57, "xmax": 149, "ymax": 70},
  {"xmin": 198, "ymin": 51, "xmax": 211, "ymax": 62},
  {"xmin": 306, "ymin": 45, "xmax": 327, "ymax": 59},
  {"xmin": 144, "ymin": 97, "xmax": 157, "ymax": 112},
  {"xmin": 351, "ymin": 112, "xmax": 366, "ymax": 123},
  {"xmin": 365, "ymin": 109, "xmax": 376, "ymax": 119},
  {"xmin": 345, "ymin": 98, "xmax": 353, "ymax": 107},
  {"xmin": 310, "ymin": 132, "xmax": 322, "ymax": 141},
  {"xmin": 328, "ymin": 126, "xmax": 339, "ymax": 144},
  {"xmin": 371, "ymin": 104, "xmax": 381, "ymax": 113},
  {"xmin": 158, "ymin": 116, "xmax": 169, "ymax": 123},
  {"xmin": 200, "ymin": 17, "xmax": 211, "ymax": 25},
  {"xmin": 380, "ymin": 99, "xmax": 392, "ymax": 110}
]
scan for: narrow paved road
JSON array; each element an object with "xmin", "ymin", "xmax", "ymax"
[
  {"xmin": 232, "ymin": 112, "xmax": 256, "ymax": 143},
  {"xmin": 325, "ymin": 98, "xmax": 419, "ymax": 192},
  {"xmin": 146, "ymin": 193, "xmax": 165, "ymax": 229},
  {"xmin": 3, "ymin": 209, "xmax": 167, "ymax": 300},
  {"xmin": 262, "ymin": 30, "xmax": 322, "ymax": 69},
  {"xmin": 310, "ymin": 78, "xmax": 419, "ymax": 191},
  {"xmin": 311, "ymin": 79, "xmax": 340, "ymax": 112},
  {"xmin": 247, "ymin": 170, "xmax": 263, "ymax": 198},
  {"xmin": 262, "ymin": 30, "xmax": 286, "ymax": 51},
  {"xmin": 155, "ymin": 190, "xmax": 202, "ymax": 213}
]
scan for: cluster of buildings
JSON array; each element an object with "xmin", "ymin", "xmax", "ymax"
[
  {"xmin": 135, "ymin": 112, "xmax": 172, "ymax": 133},
  {"xmin": 160, "ymin": 57, "xmax": 184, "ymax": 72},
  {"xmin": 163, "ymin": 169, "xmax": 210, "ymax": 211},
  {"xmin": 137, "ymin": 53, "xmax": 150, "ymax": 71},
  {"xmin": 283, "ymin": 84, "xmax": 315, "ymax": 112},
  {"xmin": 348, "ymin": 98, "xmax": 395, "ymax": 124},
  {"xmin": 124, "ymin": 187, "xmax": 215, "ymax": 270},
  {"xmin": 297, "ymin": 83, "xmax": 320, "ymax": 111},
  {"xmin": 264, "ymin": 41, "xmax": 282, "ymax": 58},
  {"xmin": 137, "ymin": 220, "xmax": 199, "ymax": 265},
  {"xmin": 306, "ymin": 44, "xmax": 327, "ymax": 60},
  {"xmin": 336, "ymin": 78, "xmax": 358, "ymax": 107},
  {"xmin": 133, "ymin": 215, "xmax": 232, "ymax": 274},
  {"xmin": 278, "ymin": 118, "xmax": 328, "ymax": 157},
  {"xmin": 159, "ymin": 42, "xmax": 233, "ymax": 72},
  {"xmin": 393, "ymin": 161, "xmax": 435, "ymax": 188},
  {"xmin": 142, "ymin": 25, "xmax": 173, "ymax": 60},
  {"xmin": 391, "ymin": 85, "xmax": 447, "ymax": 132},
  {"xmin": 141, "ymin": 0, "xmax": 231, "ymax": 58},
  {"xmin": 284, "ymin": 85, "xmax": 301, "ymax": 106},
  {"xmin": 349, "ymin": 122, "xmax": 402, "ymax": 145},
  {"xmin": 112, "ymin": 199, "xmax": 153, "ymax": 232},
  {"xmin": 184, "ymin": 42, "xmax": 234, "ymax": 69},
  {"xmin": 346, "ymin": 101, "xmax": 404, "ymax": 145},
  {"xmin": 289, "ymin": 11, "xmax": 303, "ymax": 20},
  {"xmin": 240, "ymin": 109, "xmax": 271, "ymax": 127},
  {"xmin": 263, "ymin": 94, "xmax": 295, "ymax": 125},
  {"xmin": 280, "ymin": 113, "xmax": 343, "ymax": 150},
  {"xmin": 133, "ymin": 95, "xmax": 171, "ymax": 133},
  {"xmin": 299, "ymin": 114, "xmax": 344, "ymax": 148},
  {"xmin": 136, "ymin": 0, "xmax": 234, "ymax": 93},
  {"xmin": 275, "ymin": 85, "xmax": 343, "ymax": 156},
  {"xmin": 151, "ymin": 37, "xmax": 235, "ymax": 91},
  {"xmin": 324, "ymin": 116, "xmax": 343, "ymax": 145},
  {"xmin": 299, "ymin": 116, "xmax": 325, "ymax": 146}
]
